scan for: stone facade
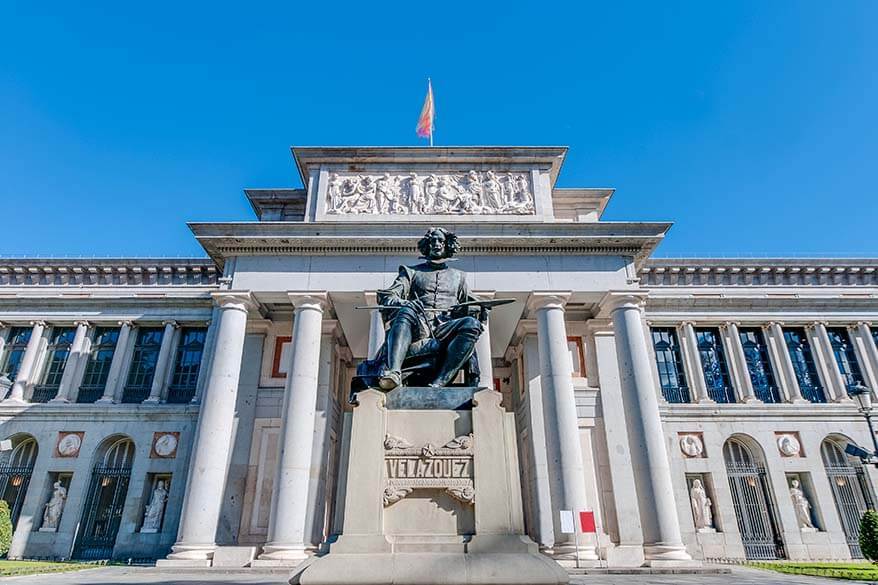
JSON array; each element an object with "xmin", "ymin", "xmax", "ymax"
[{"xmin": 0, "ymin": 146, "xmax": 875, "ymax": 568}]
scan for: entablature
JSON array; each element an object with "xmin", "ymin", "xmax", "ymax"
[
  {"xmin": 0, "ymin": 259, "xmax": 219, "ymax": 287},
  {"xmin": 642, "ymin": 259, "xmax": 878, "ymax": 287}
]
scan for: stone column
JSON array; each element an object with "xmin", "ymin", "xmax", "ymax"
[
  {"xmin": 603, "ymin": 292, "xmax": 690, "ymax": 563},
  {"xmin": 51, "ymin": 320, "xmax": 90, "ymax": 403},
  {"xmin": 193, "ymin": 309, "xmax": 220, "ymax": 403},
  {"xmin": 4, "ymin": 321, "xmax": 46, "ymax": 404},
  {"xmin": 531, "ymin": 293, "xmax": 597, "ymax": 560},
  {"xmin": 474, "ymin": 291, "xmax": 496, "ymax": 389},
  {"xmin": 721, "ymin": 322, "xmax": 757, "ymax": 402},
  {"xmin": 764, "ymin": 322, "xmax": 806, "ymax": 403},
  {"xmin": 161, "ymin": 292, "xmax": 253, "ymax": 565},
  {"xmin": 145, "ymin": 321, "xmax": 178, "ymax": 404},
  {"xmin": 259, "ymin": 293, "xmax": 327, "ymax": 563},
  {"xmin": 679, "ymin": 321, "xmax": 710, "ymax": 403},
  {"xmin": 0, "ymin": 324, "xmax": 8, "ymax": 369},
  {"xmin": 809, "ymin": 322, "xmax": 850, "ymax": 402},
  {"xmin": 365, "ymin": 292, "xmax": 385, "ymax": 360},
  {"xmin": 855, "ymin": 323, "xmax": 878, "ymax": 392},
  {"xmin": 97, "ymin": 320, "xmax": 133, "ymax": 403}
]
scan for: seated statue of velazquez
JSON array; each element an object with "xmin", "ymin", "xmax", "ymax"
[{"xmin": 354, "ymin": 227, "xmax": 487, "ymax": 394}]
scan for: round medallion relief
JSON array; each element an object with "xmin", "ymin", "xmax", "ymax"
[
  {"xmin": 777, "ymin": 434, "xmax": 801, "ymax": 457},
  {"xmin": 57, "ymin": 433, "xmax": 82, "ymax": 457},
  {"xmin": 153, "ymin": 433, "xmax": 178, "ymax": 457},
  {"xmin": 679, "ymin": 434, "xmax": 704, "ymax": 458}
]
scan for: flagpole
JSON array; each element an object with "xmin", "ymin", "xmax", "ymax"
[{"xmin": 429, "ymin": 78, "xmax": 434, "ymax": 147}]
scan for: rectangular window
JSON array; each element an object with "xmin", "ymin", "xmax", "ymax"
[
  {"xmin": 0, "ymin": 327, "xmax": 32, "ymax": 384},
  {"xmin": 121, "ymin": 327, "xmax": 164, "ymax": 403},
  {"xmin": 784, "ymin": 328, "xmax": 826, "ymax": 403},
  {"xmin": 650, "ymin": 327, "xmax": 690, "ymax": 403},
  {"xmin": 166, "ymin": 328, "xmax": 206, "ymax": 404},
  {"xmin": 827, "ymin": 327, "xmax": 865, "ymax": 393},
  {"xmin": 696, "ymin": 328, "xmax": 735, "ymax": 403},
  {"xmin": 739, "ymin": 328, "xmax": 781, "ymax": 403},
  {"xmin": 77, "ymin": 327, "xmax": 119, "ymax": 403},
  {"xmin": 31, "ymin": 327, "xmax": 76, "ymax": 403}
]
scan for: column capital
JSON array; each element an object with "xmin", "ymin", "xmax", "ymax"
[
  {"xmin": 807, "ymin": 320, "xmax": 829, "ymax": 330},
  {"xmin": 73, "ymin": 319, "xmax": 90, "ymax": 328},
  {"xmin": 117, "ymin": 319, "xmax": 135, "ymax": 328},
  {"xmin": 527, "ymin": 291, "xmax": 571, "ymax": 313},
  {"xmin": 211, "ymin": 291, "xmax": 256, "ymax": 313},
  {"xmin": 680, "ymin": 320, "xmax": 697, "ymax": 328},
  {"xmin": 29, "ymin": 320, "xmax": 47, "ymax": 328},
  {"xmin": 162, "ymin": 320, "xmax": 179, "ymax": 329},
  {"xmin": 288, "ymin": 291, "xmax": 328, "ymax": 313},
  {"xmin": 597, "ymin": 290, "xmax": 648, "ymax": 317}
]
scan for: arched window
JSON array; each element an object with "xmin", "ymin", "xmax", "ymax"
[
  {"xmin": 723, "ymin": 438, "xmax": 785, "ymax": 560},
  {"xmin": 822, "ymin": 438, "xmax": 875, "ymax": 558},
  {"xmin": 0, "ymin": 436, "xmax": 38, "ymax": 525}
]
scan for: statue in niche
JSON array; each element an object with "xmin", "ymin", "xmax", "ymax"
[
  {"xmin": 790, "ymin": 479, "xmax": 816, "ymax": 531},
  {"xmin": 354, "ymin": 227, "xmax": 511, "ymax": 394},
  {"xmin": 689, "ymin": 479, "xmax": 714, "ymax": 531},
  {"xmin": 142, "ymin": 479, "xmax": 169, "ymax": 532},
  {"xmin": 42, "ymin": 480, "xmax": 67, "ymax": 530}
]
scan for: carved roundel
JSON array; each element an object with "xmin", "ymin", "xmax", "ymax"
[
  {"xmin": 152, "ymin": 432, "xmax": 179, "ymax": 458},
  {"xmin": 56, "ymin": 432, "xmax": 83, "ymax": 458},
  {"xmin": 777, "ymin": 433, "xmax": 802, "ymax": 457},
  {"xmin": 679, "ymin": 434, "xmax": 705, "ymax": 458}
]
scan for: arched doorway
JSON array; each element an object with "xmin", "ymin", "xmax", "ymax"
[
  {"xmin": 0, "ymin": 436, "xmax": 37, "ymax": 526},
  {"xmin": 73, "ymin": 437, "xmax": 135, "ymax": 560},
  {"xmin": 821, "ymin": 438, "xmax": 875, "ymax": 558},
  {"xmin": 723, "ymin": 437, "xmax": 785, "ymax": 559}
]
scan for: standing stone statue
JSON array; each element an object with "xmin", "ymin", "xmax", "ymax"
[
  {"xmin": 790, "ymin": 479, "xmax": 816, "ymax": 531},
  {"xmin": 42, "ymin": 481, "xmax": 67, "ymax": 531},
  {"xmin": 689, "ymin": 479, "xmax": 714, "ymax": 531},
  {"xmin": 142, "ymin": 480, "xmax": 169, "ymax": 532}
]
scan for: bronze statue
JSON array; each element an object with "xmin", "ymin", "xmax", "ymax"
[{"xmin": 354, "ymin": 227, "xmax": 510, "ymax": 394}]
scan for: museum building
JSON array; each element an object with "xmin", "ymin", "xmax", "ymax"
[{"xmin": 0, "ymin": 146, "xmax": 876, "ymax": 567}]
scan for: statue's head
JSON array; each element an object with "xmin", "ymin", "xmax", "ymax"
[{"xmin": 418, "ymin": 227, "xmax": 459, "ymax": 261}]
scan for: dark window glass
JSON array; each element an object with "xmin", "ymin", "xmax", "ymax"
[
  {"xmin": 167, "ymin": 328, "xmax": 206, "ymax": 404},
  {"xmin": 696, "ymin": 328, "xmax": 735, "ymax": 403},
  {"xmin": 78, "ymin": 327, "xmax": 119, "ymax": 403},
  {"xmin": 0, "ymin": 327, "xmax": 32, "ymax": 383},
  {"xmin": 122, "ymin": 328, "xmax": 163, "ymax": 403},
  {"xmin": 827, "ymin": 328, "xmax": 865, "ymax": 393},
  {"xmin": 32, "ymin": 327, "xmax": 76, "ymax": 403},
  {"xmin": 651, "ymin": 327, "xmax": 690, "ymax": 403},
  {"xmin": 784, "ymin": 328, "xmax": 826, "ymax": 403},
  {"xmin": 739, "ymin": 328, "xmax": 781, "ymax": 403}
]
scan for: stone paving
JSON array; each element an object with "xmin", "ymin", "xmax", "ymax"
[{"xmin": 0, "ymin": 565, "xmax": 866, "ymax": 585}]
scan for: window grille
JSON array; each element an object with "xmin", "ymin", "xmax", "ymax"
[
  {"xmin": 0, "ymin": 439, "xmax": 37, "ymax": 526},
  {"xmin": 31, "ymin": 327, "xmax": 76, "ymax": 403},
  {"xmin": 166, "ymin": 328, "xmax": 206, "ymax": 404},
  {"xmin": 821, "ymin": 440, "xmax": 876, "ymax": 558},
  {"xmin": 696, "ymin": 328, "xmax": 735, "ymax": 403},
  {"xmin": 121, "ymin": 328, "xmax": 163, "ymax": 403},
  {"xmin": 783, "ymin": 328, "xmax": 826, "ymax": 403},
  {"xmin": 650, "ymin": 327, "xmax": 690, "ymax": 403},
  {"xmin": 739, "ymin": 328, "xmax": 780, "ymax": 403},
  {"xmin": 77, "ymin": 327, "xmax": 119, "ymax": 403},
  {"xmin": 826, "ymin": 328, "xmax": 865, "ymax": 393}
]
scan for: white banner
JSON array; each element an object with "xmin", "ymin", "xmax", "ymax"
[{"xmin": 559, "ymin": 510, "xmax": 575, "ymax": 534}]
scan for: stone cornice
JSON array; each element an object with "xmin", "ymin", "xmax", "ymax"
[
  {"xmin": 0, "ymin": 259, "xmax": 219, "ymax": 287},
  {"xmin": 642, "ymin": 259, "xmax": 878, "ymax": 287},
  {"xmin": 0, "ymin": 402, "xmax": 200, "ymax": 419}
]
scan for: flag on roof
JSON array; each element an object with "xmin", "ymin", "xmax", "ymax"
[{"xmin": 416, "ymin": 79, "xmax": 435, "ymax": 144}]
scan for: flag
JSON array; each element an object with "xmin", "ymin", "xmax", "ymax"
[
  {"xmin": 579, "ymin": 511, "xmax": 596, "ymax": 533},
  {"xmin": 416, "ymin": 79, "xmax": 434, "ymax": 143}
]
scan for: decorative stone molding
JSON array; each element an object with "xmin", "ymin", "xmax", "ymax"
[
  {"xmin": 641, "ymin": 260, "xmax": 878, "ymax": 287},
  {"xmin": 55, "ymin": 432, "xmax": 84, "ymax": 458},
  {"xmin": 776, "ymin": 433, "xmax": 802, "ymax": 457},
  {"xmin": 445, "ymin": 484, "xmax": 476, "ymax": 505},
  {"xmin": 679, "ymin": 433, "xmax": 705, "ymax": 458},
  {"xmin": 0, "ymin": 260, "xmax": 218, "ymax": 287},
  {"xmin": 325, "ymin": 171, "xmax": 535, "ymax": 216},
  {"xmin": 384, "ymin": 434, "xmax": 414, "ymax": 450},
  {"xmin": 383, "ymin": 435, "xmax": 475, "ymax": 507},
  {"xmin": 151, "ymin": 432, "xmax": 180, "ymax": 458},
  {"xmin": 382, "ymin": 485, "xmax": 412, "ymax": 506}
]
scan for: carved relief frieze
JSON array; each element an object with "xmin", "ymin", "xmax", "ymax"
[{"xmin": 325, "ymin": 171, "xmax": 534, "ymax": 216}]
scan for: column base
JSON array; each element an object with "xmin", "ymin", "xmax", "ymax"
[
  {"xmin": 156, "ymin": 543, "xmax": 216, "ymax": 567},
  {"xmin": 48, "ymin": 397, "xmax": 69, "ymax": 404},
  {"xmin": 143, "ymin": 397, "xmax": 162, "ymax": 405},
  {"xmin": 254, "ymin": 543, "xmax": 311, "ymax": 566},
  {"xmin": 548, "ymin": 538, "xmax": 599, "ymax": 562},
  {"xmin": 643, "ymin": 543, "xmax": 693, "ymax": 562},
  {"xmin": 95, "ymin": 397, "xmax": 115, "ymax": 404},
  {"xmin": 790, "ymin": 397, "xmax": 811, "ymax": 405},
  {"xmin": 0, "ymin": 398, "xmax": 26, "ymax": 406}
]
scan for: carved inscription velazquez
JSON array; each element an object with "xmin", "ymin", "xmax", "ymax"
[{"xmin": 382, "ymin": 434, "xmax": 475, "ymax": 506}]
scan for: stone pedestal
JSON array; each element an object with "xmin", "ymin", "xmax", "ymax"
[{"xmin": 290, "ymin": 388, "xmax": 567, "ymax": 585}]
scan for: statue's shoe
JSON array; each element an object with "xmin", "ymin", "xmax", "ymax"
[{"xmin": 378, "ymin": 370, "xmax": 401, "ymax": 390}]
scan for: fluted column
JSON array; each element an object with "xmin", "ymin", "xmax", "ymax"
[
  {"xmin": 721, "ymin": 322, "xmax": 757, "ymax": 402},
  {"xmin": 809, "ymin": 322, "xmax": 850, "ymax": 402},
  {"xmin": 531, "ymin": 293, "xmax": 597, "ymax": 560},
  {"xmin": 679, "ymin": 321, "xmax": 710, "ymax": 403},
  {"xmin": 764, "ymin": 322, "xmax": 805, "ymax": 403},
  {"xmin": 97, "ymin": 320, "xmax": 133, "ymax": 403},
  {"xmin": 259, "ymin": 292, "xmax": 327, "ymax": 562},
  {"xmin": 145, "ymin": 320, "xmax": 178, "ymax": 403},
  {"xmin": 51, "ymin": 320, "xmax": 90, "ymax": 403},
  {"xmin": 474, "ymin": 290, "xmax": 495, "ymax": 389},
  {"xmin": 854, "ymin": 323, "xmax": 878, "ymax": 392},
  {"xmin": 162, "ymin": 292, "xmax": 253, "ymax": 565},
  {"xmin": 364, "ymin": 292, "xmax": 385, "ymax": 360},
  {"xmin": 603, "ymin": 292, "xmax": 690, "ymax": 562},
  {"xmin": 4, "ymin": 321, "xmax": 46, "ymax": 403}
]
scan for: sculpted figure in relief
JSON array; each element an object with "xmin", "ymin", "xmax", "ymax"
[
  {"xmin": 43, "ymin": 481, "xmax": 67, "ymax": 530},
  {"xmin": 482, "ymin": 171, "xmax": 504, "ymax": 210},
  {"xmin": 790, "ymin": 479, "xmax": 816, "ymax": 530},
  {"xmin": 689, "ymin": 479, "xmax": 713, "ymax": 530}
]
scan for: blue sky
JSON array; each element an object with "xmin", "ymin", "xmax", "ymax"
[{"xmin": 2, "ymin": 1, "xmax": 876, "ymax": 258}]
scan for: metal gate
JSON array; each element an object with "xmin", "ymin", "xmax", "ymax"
[
  {"xmin": 724, "ymin": 440, "xmax": 785, "ymax": 560},
  {"xmin": 73, "ymin": 439, "xmax": 134, "ymax": 560},
  {"xmin": 822, "ymin": 440, "xmax": 874, "ymax": 558}
]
